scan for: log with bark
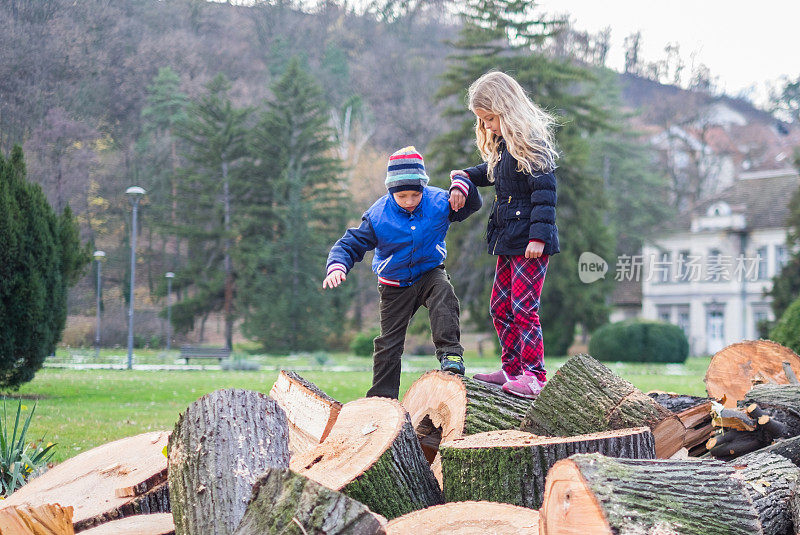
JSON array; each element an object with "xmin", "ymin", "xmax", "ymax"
[
  {"xmin": 705, "ymin": 340, "xmax": 800, "ymax": 407},
  {"xmin": 520, "ymin": 355, "xmax": 685, "ymax": 458},
  {"xmin": 740, "ymin": 434, "xmax": 800, "ymax": 467},
  {"xmin": 0, "ymin": 431, "xmax": 170, "ymax": 531},
  {"xmin": 168, "ymin": 389, "xmax": 290, "ymax": 535},
  {"xmin": 385, "ymin": 501, "xmax": 539, "ymax": 535},
  {"xmin": 74, "ymin": 482, "xmax": 170, "ymax": 532},
  {"xmin": 440, "ymin": 427, "xmax": 655, "ymax": 509},
  {"xmin": 705, "ymin": 399, "xmax": 793, "ymax": 460},
  {"xmin": 269, "ymin": 370, "xmax": 342, "ymax": 455},
  {"xmin": 744, "ymin": 384, "xmax": 800, "ymax": 437},
  {"xmin": 539, "ymin": 453, "xmax": 764, "ymax": 534},
  {"xmin": 232, "ymin": 468, "xmax": 386, "ymax": 535},
  {"xmin": 0, "ymin": 504, "xmax": 74, "ymax": 535},
  {"xmin": 79, "ymin": 513, "xmax": 175, "ymax": 535},
  {"xmin": 649, "ymin": 392, "xmax": 714, "ymax": 455},
  {"xmin": 731, "ymin": 451, "xmax": 800, "ymax": 535},
  {"xmin": 290, "ymin": 397, "xmax": 443, "ymax": 520}
]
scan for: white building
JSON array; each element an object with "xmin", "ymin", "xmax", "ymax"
[{"xmin": 639, "ymin": 169, "xmax": 797, "ymax": 356}]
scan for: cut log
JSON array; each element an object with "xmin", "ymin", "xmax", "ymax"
[
  {"xmin": 73, "ymin": 482, "xmax": 170, "ymax": 532},
  {"xmin": 520, "ymin": 355, "xmax": 685, "ymax": 458},
  {"xmin": 232, "ymin": 468, "xmax": 386, "ymax": 535},
  {"xmin": 746, "ymin": 403, "xmax": 790, "ymax": 440},
  {"xmin": 744, "ymin": 384, "xmax": 800, "ymax": 437},
  {"xmin": 731, "ymin": 451, "xmax": 800, "ymax": 535},
  {"xmin": 168, "ymin": 389, "xmax": 290, "ymax": 535},
  {"xmin": 386, "ymin": 501, "xmax": 539, "ymax": 535},
  {"xmin": 440, "ymin": 427, "xmax": 655, "ymax": 509},
  {"xmin": 0, "ymin": 431, "xmax": 169, "ymax": 531},
  {"xmin": 791, "ymin": 485, "xmax": 800, "ymax": 535},
  {"xmin": 291, "ymin": 397, "xmax": 443, "ymax": 520},
  {"xmin": 706, "ymin": 429, "xmax": 767, "ymax": 459},
  {"xmin": 705, "ymin": 340, "xmax": 800, "ymax": 407},
  {"xmin": 269, "ymin": 370, "xmax": 342, "ymax": 455},
  {"xmin": 401, "ymin": 371, "xmax": 531, "ymax": 464},
  {"xmin": 650, "ymin": 392, "xmax": 714, "ymax": 455},
  {"xmin": 539, "ymin": 453, "xmax": 764, "ymax": 535},
  {"xmin": 739, "ymin": 434, "xmax": 800, "ymax": 467},
  {"xmin": 0, "ymin": 504, "xmax": 74, "ymax": 535},
  {"xmin": 79, "ymin": 513, "xmax": 175, "ymax": 535}
]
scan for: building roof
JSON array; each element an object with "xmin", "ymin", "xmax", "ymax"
[
  {"xmin": 659, "ymin": 170, "xmax": 799, "ymax": 234},
  {"xmin": 611, "ymin": 278, "xmax": 642, "ymax": 306}
]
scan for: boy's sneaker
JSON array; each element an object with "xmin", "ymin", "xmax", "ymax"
[
  {"xmin": 473, "ymin": 369, "xmax": 515, "ymax": 385},
  {"xmin": 502, "ymin": 372, "xmax": 543, "ymax": 399},
  {"xmin": 440, "ymin": 354, "xmax": 465, "ymax": 375}
]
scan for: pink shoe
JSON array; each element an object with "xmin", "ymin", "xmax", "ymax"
[
  {"xmin": 473, "ymin": 369, "xmax": 515, "ymax": 385},
  {"xmin": 502, "ymin": 372, "xmax": 543, "ymax": 399}
]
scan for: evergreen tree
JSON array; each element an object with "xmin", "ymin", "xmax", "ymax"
[
  {"xmin": 0, "ymin": 146, "xmax": 89, "ymax": 388},
  {"xmin": 239, "ymin": 58, "xmax": 349, "ymax": 352},
  {"xmin": 429, "ymin": 0, "xmax": 615, "ymax": 355},
  {"xmin": 171, "ymin": 74, "xmax": 250, "ymax": 348},
  {"xmin": 768, "ymin": 159, "xmax": 800, "ymax": 322}
]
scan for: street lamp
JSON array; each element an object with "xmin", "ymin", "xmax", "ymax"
[
  {"xmin": 126, "ymin": 186, "xmax": 146, "ymax": 370},
  {"xmin": 165, "ymin": 272, "xmax": 175, "ymax": 351},
  {"xmin": 93, "ymin": 250, "xmax": 105, "ymax": 359}
]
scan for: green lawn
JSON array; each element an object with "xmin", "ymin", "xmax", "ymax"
[{"xmin": 11, "ymin": 355, "xmax": 711, "ymax": 464}]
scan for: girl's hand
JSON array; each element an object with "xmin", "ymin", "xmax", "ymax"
[
  {"xmin": 525, "ymin": 240, "xmax": 544, "ymax": 259},
  {"xmin": 449, "ymin": 189, "xmax": 466, "ymax": 211},
  {"xmin": 323, "ymin": 271, "xmax": 346, "ymax": 289},
  {"xmin": 450, "ymin": 170, "xmax": 468, "ymax": 180}
]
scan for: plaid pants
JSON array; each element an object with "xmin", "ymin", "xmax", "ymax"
[{"xmin": 490, "ymin": 254, "xmax": 549, "ymax": 381}]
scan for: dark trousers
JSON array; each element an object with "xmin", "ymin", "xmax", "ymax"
[{"xmin": 367, "ymin": 266, "xmax": 463, "ymax": 399}]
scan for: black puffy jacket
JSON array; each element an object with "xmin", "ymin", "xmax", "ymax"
[{"xmin": 463, "ymin": 140, "xmax": 560, "ymax": 256}]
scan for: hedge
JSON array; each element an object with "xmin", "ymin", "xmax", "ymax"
[
  {"xmin": 588, "ymin": 320, "xmax": 689, "ymax": 363},
  {"xmin": 770, "ymin": 297, "xmax": 800, "ymax": 355}
]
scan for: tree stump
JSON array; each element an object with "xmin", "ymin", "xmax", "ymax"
[
  {"xmin": 705, "ymin": 340, "xmax": 800, "ymax": 407},
  {"xmin": 168, "ymin": 389, "xmax": 290, "ymax": 535},
  {"xmin": 0, "ymin": 504, "xmax": 74, "ymax": 535},
  {"xmin": 290, "ymin": 397, "xmax": 443, "ymax": 520},
  {"xmin": 650, "ymin": 392, "xmax": 714, "ymax": 455},
  {"xmin": 232, "ymin": 468, "xmax": 386, "ymax": 535},
  {"xmin": 269, "ymin": 370, "xmax": 342, "ymax": 455},
  {"xmin": 401, "ymin": 371, "xmax": 531, "ymax": 464},
  {"xmin": 732, "ymin": 451, "xmax": 800, "ymax": 535},
  {"xmin": 79, "ymin": 513, "xmax": 175, "ymax": 535},
  {"xmin": 386, "ymin": 501, "xmax": 539, "ymax": 534},
  {"xmin": 744, "ymin": 384, "xmax": 800, "ymax": 436},
  {"xmin": 520, "ymin": 355, "xmax": 685, "ymax": 458},
  {"xmin": 0, "ymin": 431, "xmax": 170, "ymax": 531},
  {"xmin": 539, "ymin": 453, "xmax": 764, "ymax": 534},
  {"xmin": 441, "ymin": 427, "xmax": 654, "ymax": 509}
]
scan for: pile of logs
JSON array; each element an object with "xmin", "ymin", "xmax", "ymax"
[{"xmin": 4, "ymin": 340, "xmax": 800, "ymax": 534}]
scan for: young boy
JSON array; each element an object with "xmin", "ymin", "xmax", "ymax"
[{"xmin": 323, "ymin": 146, "xmax": 482, "ymax": 399}]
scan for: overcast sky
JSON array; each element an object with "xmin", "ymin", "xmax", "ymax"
[{"xmin": 535, "ymin": 0, "xmax": 800, "ymax": 105}]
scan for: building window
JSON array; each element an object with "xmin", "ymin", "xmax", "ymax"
[
  {"xmin": 775, "ymin": 245, "xmax": 788, "ymax": 274},
  {"xmin": 677, "ymin": 250, "xmax": 691, "ymax": 282},
  {"xmin": 653, "ymin": 251, "xmax": 671, "ymax": 283},
  {"xmin": 677, "ymin": 306, "xmax": 690, "ymax": 336},
  {"xmin": 756, "ymin": 246, "xmax": 768, "ymax": 280},
  {"xmin": 753, "ymin": 309, "xmax": 770, "ymax": 338},
  {"xmin": 657, "ymin": 305, "xmax": 672, "ymax": 323}
]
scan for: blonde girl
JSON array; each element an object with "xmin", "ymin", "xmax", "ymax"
[{"xmin": 449, "ymin": 71, "xmax": 559, "ymax": 399}]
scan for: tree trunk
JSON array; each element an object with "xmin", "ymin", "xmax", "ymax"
[
  {"xmin": 741, "ymin": 434, "xmax": 800, "ymax": 467},
  {"xmin": 290, "ymin": 397, "xmax": 443, "ymax": 520},
  {"xmin": 402, "ymin": 371, "xmax": 531, "ymax": 464},
  {"xmin": 79, "ymin": 513, "xmax": 174, "ymax": 535},
  {"xmin": 540, "ymin": 453, "xmax": 764, "ymax": 534},
  {"xmin": 269, "ymin": 370, "xmax": 342, "ymax": 455},
  {"xmin": 168, "ymin": 389, "xmax": 290, "ymax": 535},
  {"xmin": 0, "ymin": 504, "xmax": 74, "ymax": 535},
  {"xmin": 232, "ymin": 468, "xmax": 386, "ymax": 535},
  {"xmin": 386, "ymin": 501, "xmax": 539, "ymax": 535},
  {"xmin": 441, "ymin": 427, "xmax": 655, "ymax": 509},
  {"xmin": 650, "ymin": 392, "xmax": 714, "ymax": 455},
  {"xmin": 0, "ymin": 431, "xmax": 170, "ymax": 531},
  {"xmin": 744, "ymin": 384, "xmax": 800, "ymax": 436},
  {"xmin": 705, "ymin": 340, "xmax": 800, "ymax": 407},
  {"xmin": 74, "ymin": 482, "xmax": 170, "ymax": 532},
  {"xmin": 520, "ymin": 355, "xmax": 685, "ymax": 458},
  {"xmin": 733, "ymin": 451, "xmax": 800, "ymax": 535}
]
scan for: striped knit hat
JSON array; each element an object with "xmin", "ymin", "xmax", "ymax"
[{"xmin": 385, "ymin": 146, "xmax": 429, "ymax": 192}]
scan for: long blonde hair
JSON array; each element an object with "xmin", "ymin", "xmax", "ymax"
[{"xmin": 468, "ymin": 71, "xmax": 558, "ymax": 181}]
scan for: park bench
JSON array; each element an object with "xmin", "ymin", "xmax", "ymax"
[{"xmin": 179, "ymin": 345, "xmax": 231, "ymax": 364}]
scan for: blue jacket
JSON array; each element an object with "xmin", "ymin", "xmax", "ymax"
[
  {"xmin": 464, "ymin": 139, "xmax": 560, "ymax": 256},
  {"xmin": 326, "ymin": 179, "xmax": 481, "ymax": 287}
]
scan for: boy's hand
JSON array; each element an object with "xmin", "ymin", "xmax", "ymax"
[
  {"xmin": 323, "ymin": 271, "xmax": 346, "ymax": 289},
  {"xmin": 449, "ymin": 189, "xmax": 466, "ymax": 211},
  {"xmin": 525, "ymin": 240, "xmax": 544, "ymax": 259}
]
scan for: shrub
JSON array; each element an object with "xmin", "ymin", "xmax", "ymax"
[
  {"xmin": 0, "ymin": 399, "xmax": 55, "ymax": 496},
  {"xmin": 770, "ymin": 297, "xmax": 800, "ymax": 354},
  {"xmin": 219, "ymin": 356, "xmax": 261, "ymax": 371},
  {"xmin": 350, "ymin": 329, "xmax": 379, "ymax": 357},
  {"xmin": 589, "ymin": 320, "xmax": 689, "ymax": 363}
]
